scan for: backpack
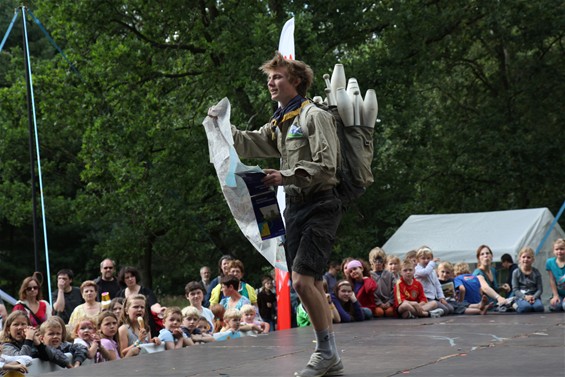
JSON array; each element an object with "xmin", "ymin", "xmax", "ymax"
[{"xmin": 299, "ymin": 102, "xmax": 374, "ymax": 208}]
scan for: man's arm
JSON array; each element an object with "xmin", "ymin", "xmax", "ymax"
[
  {"xmin": 231, "ymin": 124, "xmax": 280, "ymax": 159},
  {"xmin": 52, "ymin": 283, "xmax": 66, "ymax": 313}
]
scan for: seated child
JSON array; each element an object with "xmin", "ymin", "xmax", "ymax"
[
  {"xmin": 404, "ymin": 250, "xmax": 418, "ymax": 266},
  {"xmin": 97, "ymin": 311, "xmax": 134, "ymax": 360},
  {"xmin": 40, "ymin": 317, "xmax": 88, "ymax": 368},
  {"xmin": 369, "ymin": 247, "xmax": 396, "ymax": 318},
  {"xmin": 194, "ymin": 316, "xmax": 216, "ymax": 344},
  {"xmin": 512, "ymin": 247, "xmax": 544, "ymax": 313},
  {"xmin": 394, "ymin": 260, "xmax": 441, "ymax": 318},
  {"xmin": 1, "ymin": 311, "xmax": 51, "ymax": 360},
  {"xmin": 118, "ymin": 294, "xmax": 161, "ymax": 358},
  {"xmin": 196, "ymin": 316, "xmax": 212, "ymax": 334},
  {"xmin": 209, "ymin": 304, "xmax": 225, "ymax": 333},
  {"xmin": 454, "ymin": 263, "xmax": 507, "ymax": 309},
  {"xmin": 455, "ymin": 263, "xmax": 488, "ymax": 305},
  {"xmin": 213, "ymin": 308, "xmax": 243, "ymax": 341},
  {"xmin": 108, "ymin": 298, "xmax": 124, "ymax": 319},
  {"xmin": 331, "ymin": 280, "xmax": 364, "ymax": 322},
  {"xmin": 159, "ymin": 307, "xmax": 193, "ymax": 350},
  {"xmin": 347, "ymin": 259, "xmax": 377, "ymax": 319},
  {"xmin": 0, "ymin": 344, "xmax": 31, "ymax": 374},
  {"xmin": 240, "ymin": 304, "xmax": 269, "ymax": 334},
  {"xmin": 414, "ymin": 247, "xmax": 452, "ymax": 316},
  {"xmin": 439, "ymin": 263, "xmax": 489, "ymax": 315},
  {"xmin": 386, "ymin": 255, "xmax": 401, "ymax": 282},
  {"xmin": 340, "ymin": 257, "xmax": 354, "ymax": 280},
  {"xmin": 181, "ymin": 306, "xmax": 203, "ymax": 339},
  {"xmin": 546, "ymin": 238, "xmax": 565, "ymax": 312},
  {"xmin": 72, "ymin": 317, "xmax": 103, "ymax": 363}
]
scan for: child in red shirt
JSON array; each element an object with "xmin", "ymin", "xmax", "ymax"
[{"xmin": 394, "ymin": 260, "xmax": 441, "ymax": 318}]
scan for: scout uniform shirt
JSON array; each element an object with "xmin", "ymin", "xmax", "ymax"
[{"xmin": 231, "ymin": 103, "xmax": 339, "ymax": 198}]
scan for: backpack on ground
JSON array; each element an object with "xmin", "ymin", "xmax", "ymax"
[{"xmin": 299, "ymin": 102, "xmax": 374, "ymax": 208}]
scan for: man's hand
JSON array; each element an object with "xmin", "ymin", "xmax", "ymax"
[
  {"xmin": 262, "ymin": 169, "xmax": 283, "ymax": 186},
  {"xmin": 207, "ymin": 106, "xmax": 220, "ymax": 119}
]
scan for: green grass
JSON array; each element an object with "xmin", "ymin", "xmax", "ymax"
[{"xmin": 160, "ymin": 295, "xmax": 188, "ymax": 308}]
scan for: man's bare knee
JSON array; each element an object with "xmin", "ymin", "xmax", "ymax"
[{"xmin": 292, "ymin": 274, "xmax": 315, "ymax": 296}]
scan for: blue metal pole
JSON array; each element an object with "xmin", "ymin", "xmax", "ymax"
[
  {"xmin": 22, "ymin": 6, "xmax": 53, "ymax": 305},
  {"xmin": 535, "ymin": 201, "xmax": 565, "ymax": 255}
]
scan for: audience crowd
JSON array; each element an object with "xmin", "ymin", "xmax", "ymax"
[{"xmin": 1, "ymin": 239, "xmax": 564, "ymax": 374}]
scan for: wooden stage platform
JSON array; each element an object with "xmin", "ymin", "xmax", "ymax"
[{"xmin": 43, "ymin": 312, "xmax": 564, "ymax": 377}]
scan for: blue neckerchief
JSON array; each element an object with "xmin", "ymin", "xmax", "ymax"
[{"xmin": 270, "ymin": 95, "xmax": 309, "ymax": 139}]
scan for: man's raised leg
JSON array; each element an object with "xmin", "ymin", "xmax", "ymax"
[{"xmin": 293, "ymin": 272, "xmax": 342, "ymax": 377}]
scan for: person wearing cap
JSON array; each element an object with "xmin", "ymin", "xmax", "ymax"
[{"xmin": 346, "ymin": 260, "xmax": 377, "ymax": 319}]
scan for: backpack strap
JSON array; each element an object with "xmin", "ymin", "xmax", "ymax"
[{"xmin": 297, "ymin": 102, "xmax": 316, "ymax": 137}]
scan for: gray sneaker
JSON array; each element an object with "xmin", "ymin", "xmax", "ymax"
[
  {"xmin": 325, "ymin": 358, "xmax": 344, "ymax": 376},
  {"xmin": 429, "ymin": 308, "xmax": 444, "ymax": 318},
  {"xmin": 294, "ymin": 352, "xmax": 341, "ymax": 377}
]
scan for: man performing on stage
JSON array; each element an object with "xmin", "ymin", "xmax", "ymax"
[{"xmin": 209, "ymin": 52, "xmax": 343, "ymax": 376}]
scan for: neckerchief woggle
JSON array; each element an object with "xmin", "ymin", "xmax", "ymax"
[{"xmin": 270, "ymin": 95, "xmax": 310, "ymax": 140}]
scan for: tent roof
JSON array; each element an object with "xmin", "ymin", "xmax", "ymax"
[{"xmin": 382, "ymin": 207, "xmax": 564, "ymax": 263}]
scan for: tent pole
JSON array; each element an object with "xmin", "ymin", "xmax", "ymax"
[{"xmin": 535, "ymin": 201, "xmax": 565, "ymax": 255}]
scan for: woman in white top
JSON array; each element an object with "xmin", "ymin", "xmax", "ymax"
[{"xmin": 68, "ymin": 280, "xmax": 101, "ymax": 327}]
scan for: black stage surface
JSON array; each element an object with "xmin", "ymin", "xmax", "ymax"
[{"xmin": 44, "ymin": 313, "xmax": 564, "ymax": 377}]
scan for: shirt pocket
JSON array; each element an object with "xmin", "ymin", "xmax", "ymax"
[{"xmin": 286, "ymin": 137, "xmax": 308, "ymax": 151}]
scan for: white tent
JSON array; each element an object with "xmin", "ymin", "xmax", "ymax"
[{"xmin": 382, "ymin": 208, "xmax": 565, "ymax": 303}]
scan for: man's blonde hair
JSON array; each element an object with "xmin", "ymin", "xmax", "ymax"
[{"xmin": 260, "ymin": 52, "xmax": 313, "ymax": 97}]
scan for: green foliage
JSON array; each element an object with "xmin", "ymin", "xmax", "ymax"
[{"xmin": 0, "ymin": 0, "xmax": 563, "ymax": 299}]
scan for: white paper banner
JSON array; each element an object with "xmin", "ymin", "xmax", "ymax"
[
  {"xmin": 278, "ymin": 17, "xmax": 295, "ymax": 60},
  {"xmin": 203, "ymin": 98, "xmax": 288, "ymax": 271}
]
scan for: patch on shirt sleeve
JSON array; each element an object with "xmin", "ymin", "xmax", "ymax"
[{"xmin": 287, "ymin": 123, "xmax": 305, "ymax": 139}]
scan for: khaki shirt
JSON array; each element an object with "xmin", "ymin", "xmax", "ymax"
[{"xmin": 232, "ymin": 106, "xmax": 339, "ymax": 197}]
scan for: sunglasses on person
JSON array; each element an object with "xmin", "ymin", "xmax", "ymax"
[{"xmin": 26, "ymin": 286, "xmax": 39, "ymax": 291}]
